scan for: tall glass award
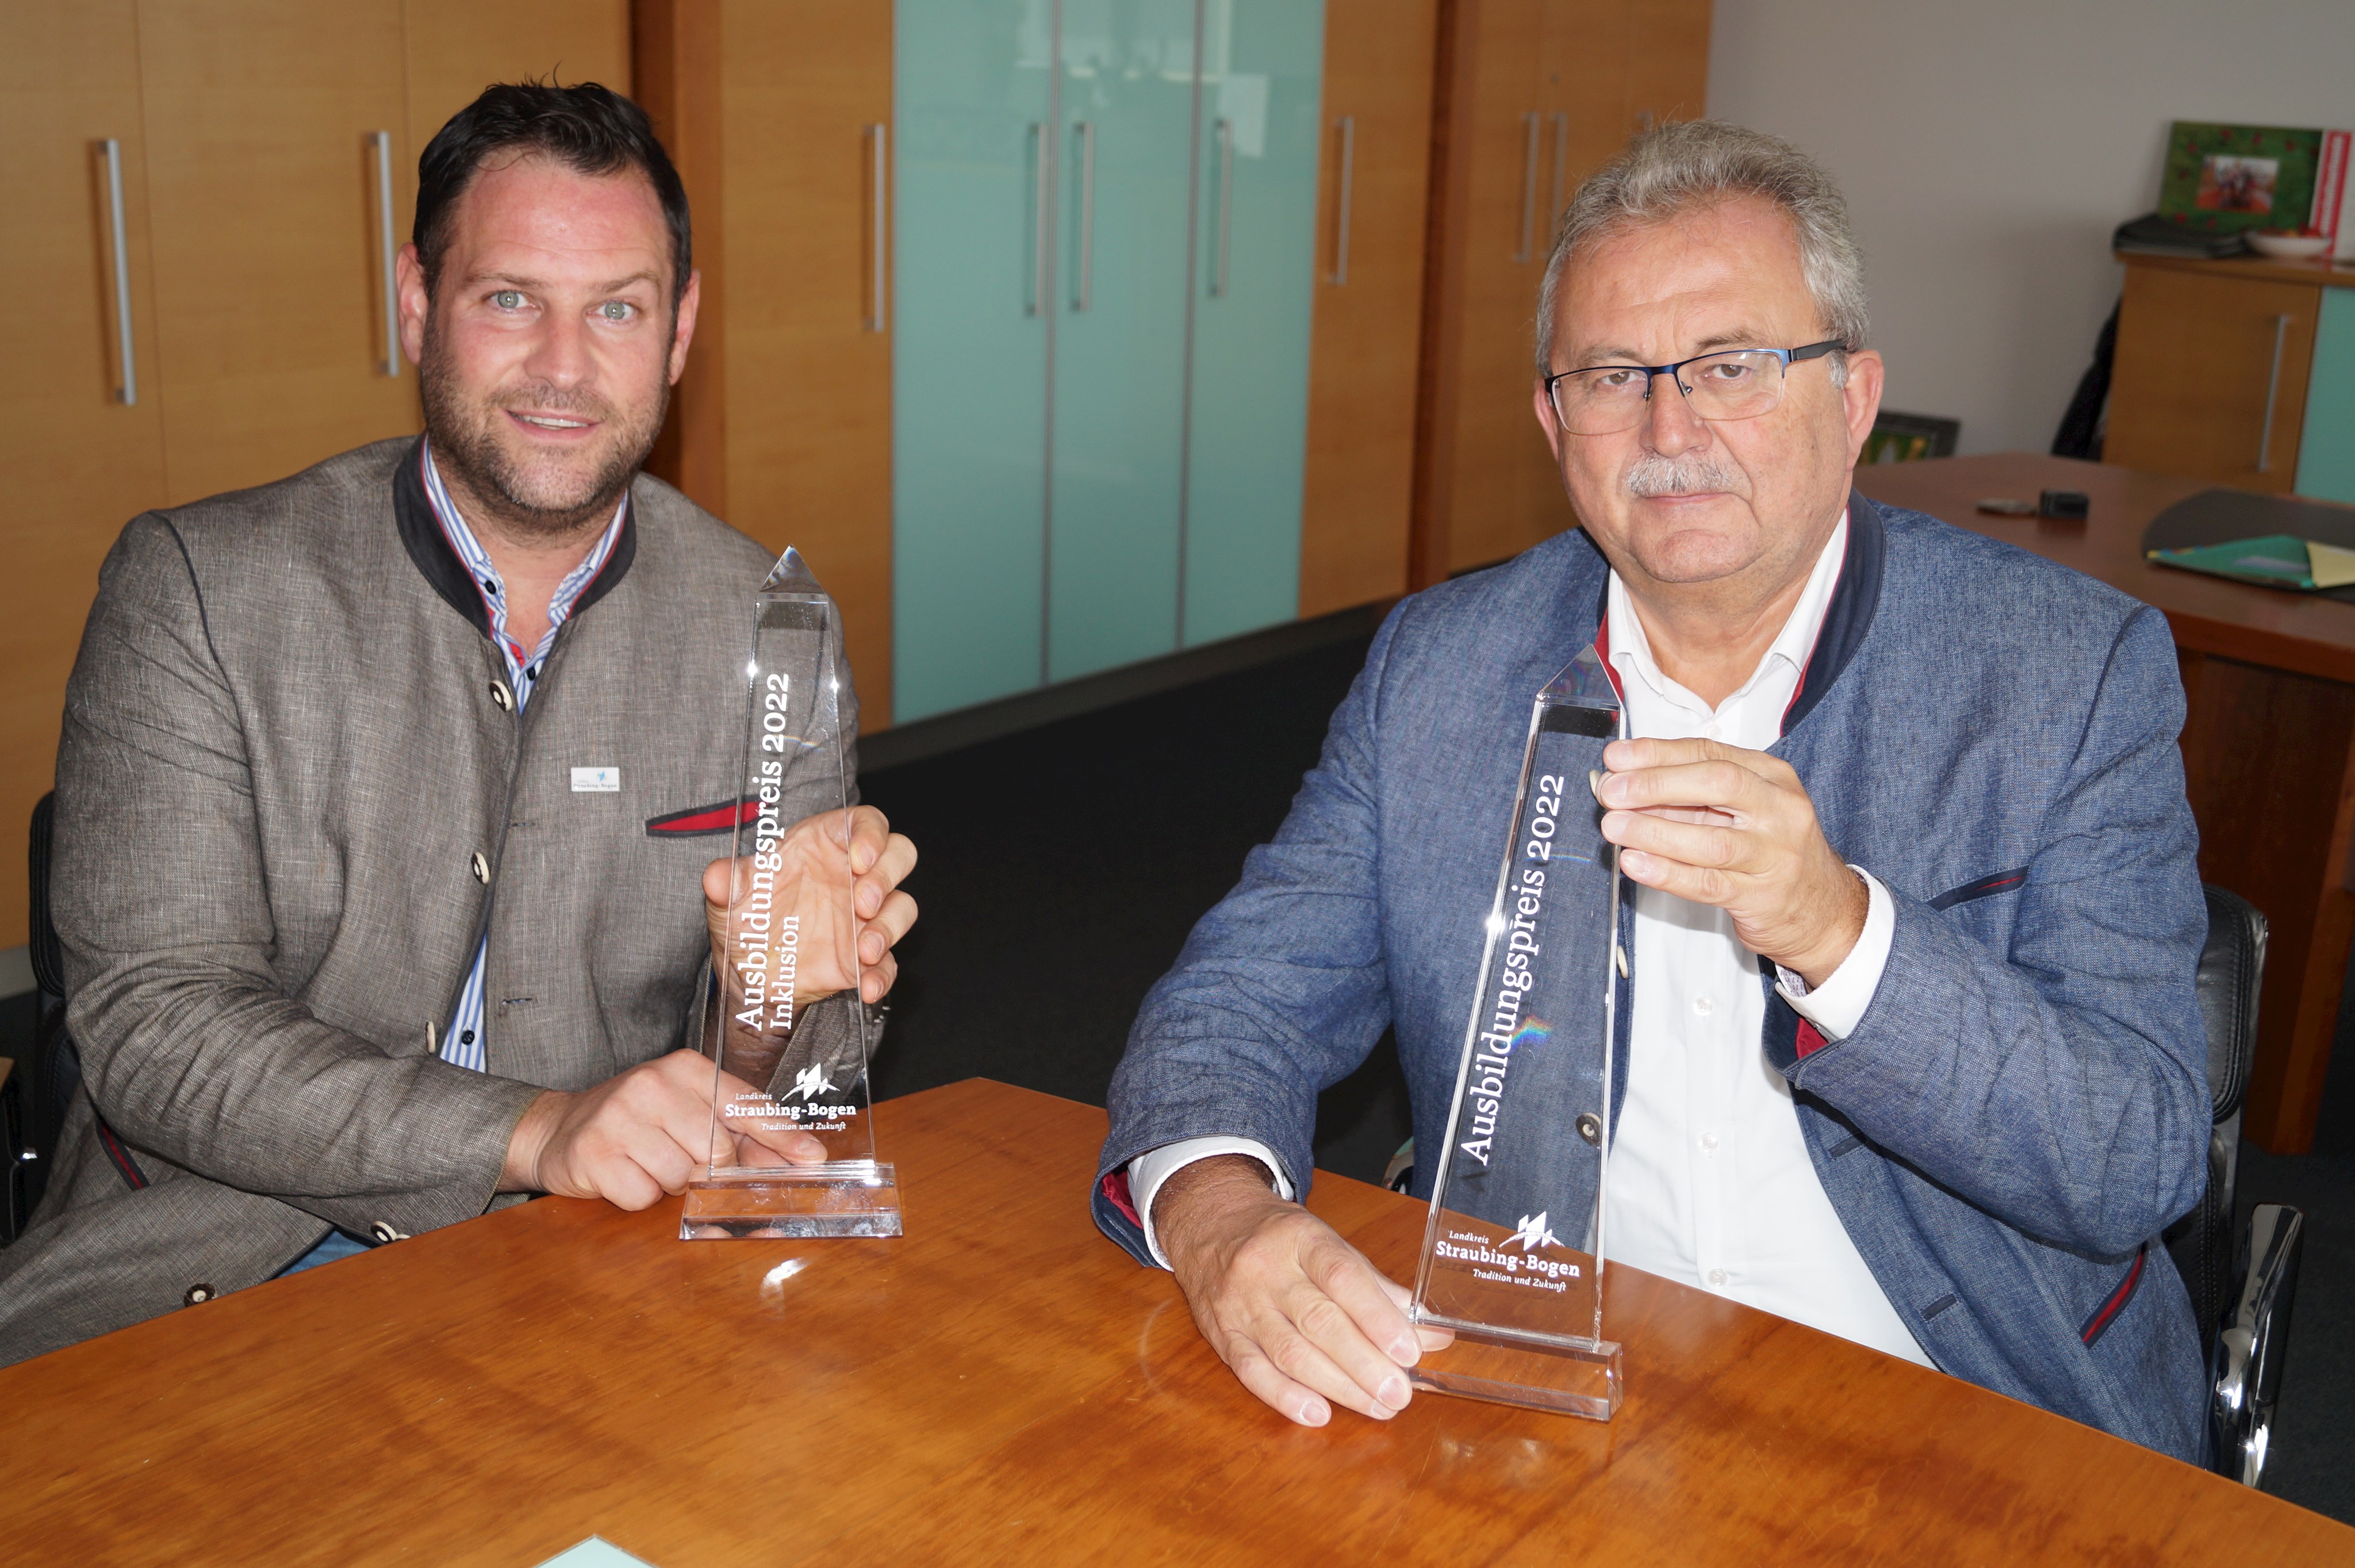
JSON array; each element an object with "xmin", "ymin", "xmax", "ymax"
[
  {"xmin": 1407, "ymin": 644, "xmax": 1625, "ymax": 1418},
  {"xmin": 681, "ymin": 547, "xmax": 902, "ymax": 1240}
]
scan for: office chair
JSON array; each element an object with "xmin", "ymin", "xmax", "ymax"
[
  {"xmin": 1379, "ymin": 882, "xmax": 2304, "ymax": 1488},
  {"xmin": 2166, "ymin": 884, "xmax": 2304, "ymax": 1488},
  {"xmin": 15, "ymin": 791, "xmax": 76, "ymax": 1238}
]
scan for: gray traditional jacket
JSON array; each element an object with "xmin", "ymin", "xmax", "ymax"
[{"xmin": 0, "ymin": 437, "xmax": 845, "ymax": 1365}]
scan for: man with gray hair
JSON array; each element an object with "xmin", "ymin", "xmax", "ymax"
[{"xmin": 1090, "ymin": 120, "xmax": 2211, "ymax": 1460}]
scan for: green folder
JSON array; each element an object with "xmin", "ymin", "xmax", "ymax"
[{"xmin": 2146, "ymin": 535, "xmax": 2355, "ymax": 592}]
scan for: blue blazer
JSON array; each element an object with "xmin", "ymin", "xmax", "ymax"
[{"xmin": 1094, "ymin": 492, "xmax": 2211, "ymax": 1462}]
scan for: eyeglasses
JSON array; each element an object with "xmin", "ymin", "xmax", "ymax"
[{"xmin": 1544, "ymin": 340, "xmax": 1843, "ymax": 436}]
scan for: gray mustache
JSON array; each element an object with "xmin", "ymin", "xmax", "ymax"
[{"xmin": 1625, "ymin": 451, "xmax": 1745, "ymax": 497}]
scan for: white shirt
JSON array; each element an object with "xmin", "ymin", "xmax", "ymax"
[{"xmin": 1130, "ymin": 513, "xmax": 1930, "ymax": 1368}]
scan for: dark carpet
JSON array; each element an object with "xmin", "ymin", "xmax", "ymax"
[{"xmin": 858, "ymin": 628, "xmax": 1415, "ymax": 1187}]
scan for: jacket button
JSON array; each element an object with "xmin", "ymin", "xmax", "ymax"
[
  {"xmin": 183, "ymin": 1283, "xmax": 215, "ymax": 1306},
  {"xmin": 470, "ymin": 852, "xmax": 490, "ymax": 884},
  {"xmin": 489, "ymin": 678, "xmax": 514, "ymax": 712}
]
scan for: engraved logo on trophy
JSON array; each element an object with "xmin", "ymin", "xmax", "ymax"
[
  {"xmin": 1509, "ymin": 1213, "xmax": 1562, "ymax": 1253},
  {"xmin": 681, "ymin": 547, "xmax": 903, "ymax": 1240},
  {"xmin": 1407, "ymin": 643, "xmax": 1626, "ymax": 1419}
]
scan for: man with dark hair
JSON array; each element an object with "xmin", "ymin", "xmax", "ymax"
[{"xmin": 0, "ymin": 82, "xmax": 918, "ymax": 1363}]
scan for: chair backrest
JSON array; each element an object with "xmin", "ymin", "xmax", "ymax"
[
  {"xmin": 22, "ymin": 791, "xmax": 75, "ymax": 1217},
  {"xmin": 28, "ymin": 791, "xmax": 64, "ymax": 1001},
  {"xmin": 2164, "ymin": 884, "xmax": 2267, "ymax": 1338},
  {"xmin": 2195, "ymin": 884, "xmax": 2264, "ymax": 1126}
]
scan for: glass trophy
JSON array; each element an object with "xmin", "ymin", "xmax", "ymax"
[
  {"xmin": 680, "ymin": 547, "xmax": 902, "ymax": 1240},
  {"xmin": 1407, "ymin": 644, "xmax": 1625, "ymax": 1418}
]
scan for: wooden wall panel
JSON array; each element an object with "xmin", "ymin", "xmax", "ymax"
[
  {"xmin": 634, "ymin": 0, "xmax": 729, "ymax": 519},
  {"xmin": 405, "ymin": 1, "xmax": 632, "ymax": 148},
  {"xmin": 0, "ymin": 1, "xmax": 168, "ymax": 953},
  {"xmin": 717, "ymin": 2, "xmax": 895, "ymax": 730},
  {"xmin": 1298, "ymin": 0, "xmax": 1439, "ymax": 619},
  {"xmin": 1622, "ymin": 0, "xmax": 1711, "ymax": 130}
]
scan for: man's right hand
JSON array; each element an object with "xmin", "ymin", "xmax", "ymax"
[
  {"xmin": 498, "ymin": 1049, "xmax": 825, "ymax": 1207},
  {"xmin": 1155, "ymin": 1154, "xmax": 1452, "ymax": 1427}
]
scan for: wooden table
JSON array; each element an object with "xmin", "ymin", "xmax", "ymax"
[
  {"xmin": 1855, "ymin": 453, "xmax": 2355, "ymax": 1154},
  {"xmin": 5, "ymin": 1079, "xmax": 2347, "ymax": 1565}
]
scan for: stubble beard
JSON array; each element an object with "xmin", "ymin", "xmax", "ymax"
[{"xmin": 418, "ymin": 315, "xmax": 669, "ymax": 539}]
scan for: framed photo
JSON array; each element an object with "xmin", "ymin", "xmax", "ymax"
[
  {"xmin": 1861, "ymin": 411, "xmax": 1959, "ymax": 466},
  {"xmin": 2159, "ymin": 123, "xmax": 2322, "ymax": 233}
]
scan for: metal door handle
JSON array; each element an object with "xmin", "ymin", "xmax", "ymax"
[
  {"xmin": 867, "ymin": 124, "xmax": 888, "ymax": 332},
  {"xmin": 2257, "ymin": 312, "xmax": 2291, "ymax": 471},
  {"xmin": 1212, "ymin": 118, "xmax": 1234, "ymax": 297},
  {"xmin": 1515, "ymin": 111, "xmax": 1540, "ymax": 263},
  {"xmin": 101, "ymin": 138, "xmax": 137, "ymax": 405},
  {"xmin": 1548, "ymin": 112, "xmax": 1568, "ymax": 243},
  {"xmin": 1072, "ymin": 121, "xmax": 1095, "ymax": 311},
  {"xmin": 1027, "ymin": 121, "xmax": 1050, "ymax": 317},
  {"xmin": 1327, "ymin": 116, "xmax": 1355, "ymax": 285},
  {"xmin": 372, "ymin": 131, "xmax": 399, "ymax": 377}
]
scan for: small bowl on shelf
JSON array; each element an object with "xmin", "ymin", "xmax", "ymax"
[{"xmin": 2247, "ymin": 231, "xmax": 2333, "ymax": 259}]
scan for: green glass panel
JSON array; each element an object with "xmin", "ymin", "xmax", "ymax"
[
  {"xmin": 1180, "ymin": 0, "xmax": 1321, "ymax": 647},
  {"xmin": 1045, "ymin": 0, "xmax": 1198, "ymax": 683},
  {"xmin": 893, "ymin": 0, "xmax": 1054, "ymax": 722},
  {"xmin": 2296, "ymin": 287, "xmax": 2355, "ymax": 505}
]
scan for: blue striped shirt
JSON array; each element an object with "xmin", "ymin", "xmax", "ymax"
[{"xmin": 417, "ymin": 441, "xmax": 626, "ymax": 1073}]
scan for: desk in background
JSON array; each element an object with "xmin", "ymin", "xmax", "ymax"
[
  {"xmin": 1857, "ymin": 454, "xmax": 2355, "ymax": 1155},
  {"xmin": 2, "ymin": 1079, "xmax": 2344, "ymax": 1565}
]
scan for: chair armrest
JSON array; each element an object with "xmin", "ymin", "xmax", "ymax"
[{"xmin": 2211, "ymin": 1202, "xmax": 2304, "ymax": 1486}]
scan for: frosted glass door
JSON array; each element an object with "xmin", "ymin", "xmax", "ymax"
[
  {"xmin": 2297, "ymin": 286, "xmax": 2355, "ymax": 505},
  {"xmin": 893, "ymin": 0, "xmax": 1055, "ymax": 722},
  {"xmin": 1045, "ymin": 0, "xmax": 1198, "ymax": 682},
  {"xmin": 1181, "ymin": 0, "xmax": 1322, "ymax": 646}
]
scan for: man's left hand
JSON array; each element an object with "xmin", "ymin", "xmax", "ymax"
[
  {"xmin": 704, "ymin": 804, "xmax": 919, "ymax": 1006},
  {"xmin": 1594, "ymin": 737, "xmax": 1865, "ymax": 988}
]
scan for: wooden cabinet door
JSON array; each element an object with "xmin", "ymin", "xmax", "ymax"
[
  {"xmin": 1621, "ymin": 0, "xmax": 1710, "ymax": 136},
  {"xmin": 712, "ymin": 1, "xmax": 895, "ymax": 727},
  {"xmin": 404, "ymin": 0, "xmax": 632, "ymax": 148},
  {"xmin": 0, "ymin": 0, "xmax": 169, "ymax": 951},
  {"xmin": 2108, "ymin": 264, "xmax": 2320, "ymax": 493},
  {"xmin": 136, "ymin": 0, "xmax": 419, "ymax": 505},
  {"xmin": 1419, "ymin": 0, "xmax": 1713, "ymax": 580},
  {"xmin": 1299, "ymin": 0, "xmax": 1436, "ymax": 618},
  {"xmin": 1424, "ymin": 0, "xmax": 1558, "ymax": 578},
  {"xmin": 1540, "ymin": 0, "xmax": 1630, "ymax": 201}
]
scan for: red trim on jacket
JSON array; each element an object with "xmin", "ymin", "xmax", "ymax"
[
  {"xmin": 2080, "ymin": 1244, "xmax": 2147, "ymax": 1344},
  {"xmin": 645, "ymin": 799, "xmax": 763, "ymax": 837},
  {"xmin": 1099, "ymin": 1170, "xmax": 1142, "ymax": 1229}
]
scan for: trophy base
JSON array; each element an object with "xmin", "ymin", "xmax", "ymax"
[
  {"xmin": 1407, "ymin": 1321, "xmax": 1623, "ymax": 1421},
  {"xmin": 679, "ymin": 1160, "xmax": 903, "ymax": 1240}
]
